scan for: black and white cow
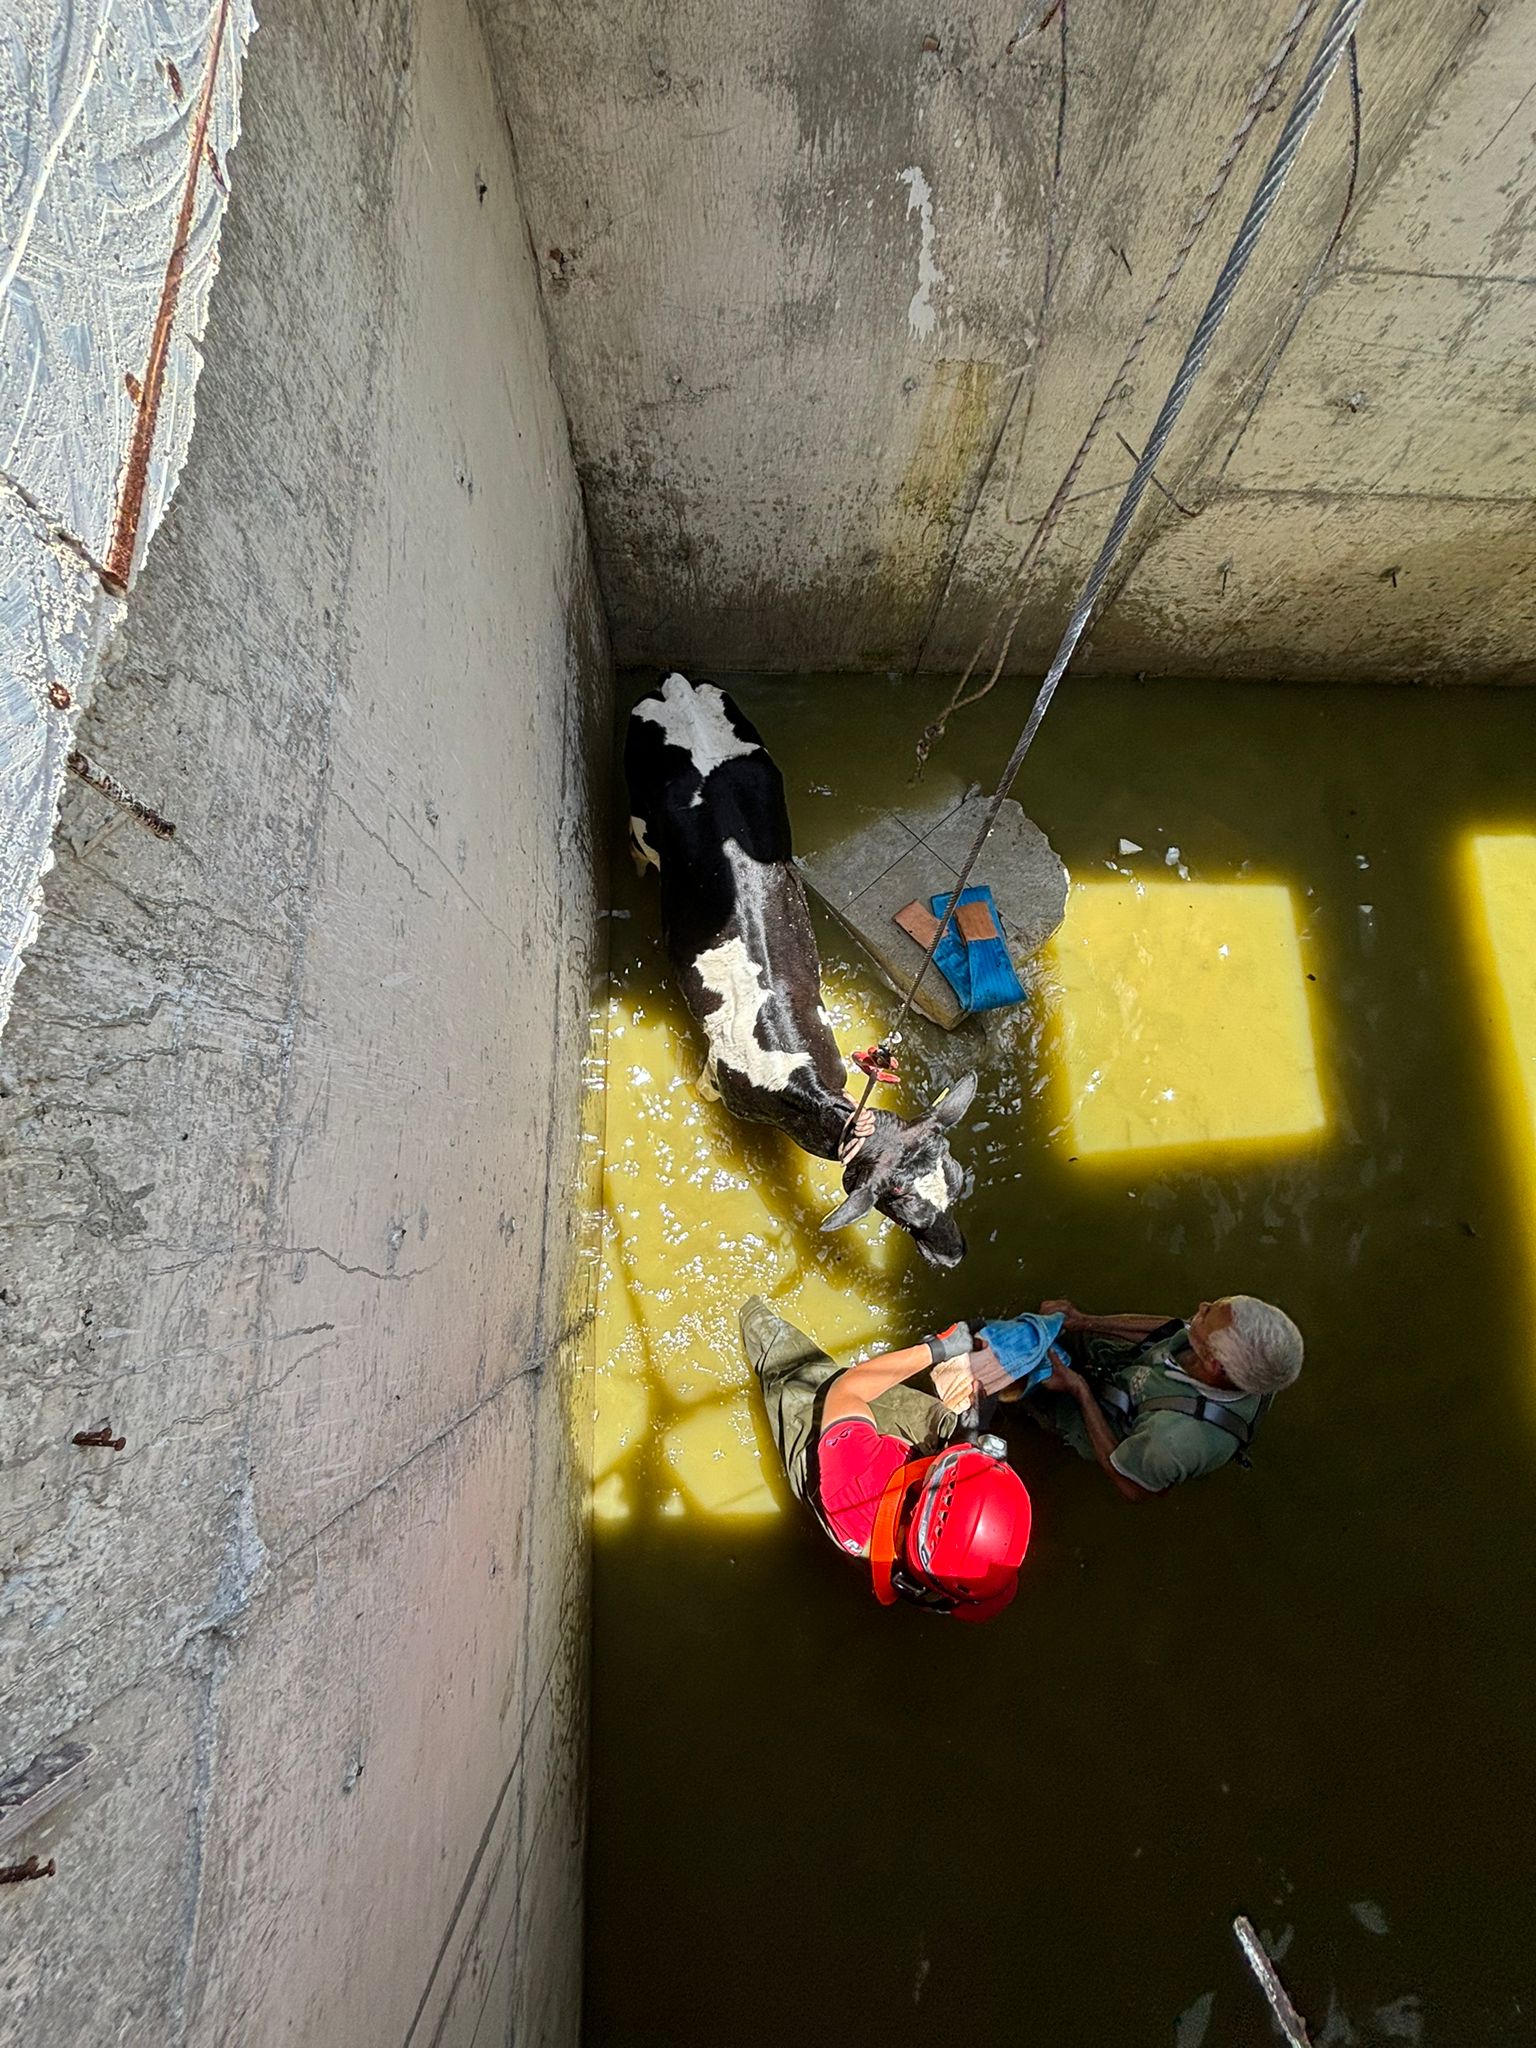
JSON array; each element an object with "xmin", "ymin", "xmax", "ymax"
[{"xmin": 625, "ymin": 672, "xmax": 976, "ymax": 1268}]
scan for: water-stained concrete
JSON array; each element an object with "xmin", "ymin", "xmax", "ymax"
[{"xmin": 482, "ymin": 0, "xmax": 1535, "ymax": 681}]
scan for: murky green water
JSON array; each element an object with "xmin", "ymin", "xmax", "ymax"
[{"xmin": 585, "ymin": 674, "xmax": 1536, "ymax": 2048}]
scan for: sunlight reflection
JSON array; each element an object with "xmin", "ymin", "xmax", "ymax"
[
  {"xmin": 1046, "ymin": 879, "xmax": 1325, "ymax": 1162},
  {"xmin": 1462, "ymin": 834, "xmax": 1536, "ymax": 1323},
  {"xmin": 591, "ymin": 968, "xmax": 909, "ymax": 1522}
]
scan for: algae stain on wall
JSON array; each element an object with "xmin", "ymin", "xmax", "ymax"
[{"xmin": 897, "ymin": 358, "xmax": 1005, "ymax": 526}]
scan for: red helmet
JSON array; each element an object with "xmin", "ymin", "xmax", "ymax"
[{"xmin": 870, "ymin": 1446, "xmax": 1032, "ymax": 1623}]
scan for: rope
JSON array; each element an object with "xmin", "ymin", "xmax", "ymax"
[
  {"xmin": 848, "ymin": 0, "xmax": 1368, "ymax": 1135},
  {"xmin": 916, "ymin": 0, "xmax": 1324, "ymax": 768}
]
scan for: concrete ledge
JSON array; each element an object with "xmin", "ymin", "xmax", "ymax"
[{"xmin": 799, "ymin": 792, "xmax": 1068, "ymax": 1029}]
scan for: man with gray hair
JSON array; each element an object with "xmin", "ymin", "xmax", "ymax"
[{"xmin": 994, "ymin": 1295, "xmax": 1303, "ymax": 1501}]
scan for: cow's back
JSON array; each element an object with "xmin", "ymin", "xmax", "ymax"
[
  {"xmin": 624, "ymin": 675, "xmax": 847, "ymax": 1138},
  {"xmin": 625, "ymin": 675, "xmax": 792, "ymax": 876}
]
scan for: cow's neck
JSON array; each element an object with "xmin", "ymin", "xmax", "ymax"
[{"xmin": 792, "ymin": 1084, "xmax": 863, "ymax": 1163}]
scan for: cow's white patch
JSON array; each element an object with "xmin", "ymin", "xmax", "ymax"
[
  {"xmin": 634, "ymin": 673, "xmax": 759, "ymax": 779},
  {"xmin": 693, "ymin": 936, "xmax": 811, "ymax": 1093},
  {"xmin": 629, "ymin": 815, "xmax": 661, "ymax": 870},
  {"xmin": 911, "ymin": 1161, "xmax": 951, "ymax": 1213}
]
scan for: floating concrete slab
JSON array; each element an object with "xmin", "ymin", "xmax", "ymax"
[{"xmin": 799, "ymin": 793, "xmax": 1069, "ymax": 1030}]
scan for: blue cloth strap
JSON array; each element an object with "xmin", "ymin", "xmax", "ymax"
[
  {"xmin": 928, "ymin": 885, "xmax": 1025, "ymax": 1014},
  {"xmin": 977, "ymin": 1311, "xmax": 1068, "ymax": 1392}
]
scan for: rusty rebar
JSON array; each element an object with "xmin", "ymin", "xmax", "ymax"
[
  {"xmin": 72, "ymin": 1425, "xmax": 126, "ymax": 1451},
  {"xmin": 66, "ymin": 752, "xmax": 176, "ymax": 840}
]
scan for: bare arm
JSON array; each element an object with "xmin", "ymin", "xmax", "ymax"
[
  {"xmin": 1039, "ymin": 1356, "xmax": 1158, "ymax": 1505},
  {"xmin": 1043, "ymin": 1300, "xmax": 1177, "ymax": 1343},
  {"xmin": 821, "ymin": 1323, "xmax": 978, "ymax": 1432},
  {"xmin": 821, "ymin": 1343, "xmax": 938, "ymax": 1431}
]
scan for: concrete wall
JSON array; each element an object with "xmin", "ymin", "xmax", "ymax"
[
  {"xmin": 1, "ymin": 1, "xmax": 607, "ymax": 2042},
  {"xmin": 483, "ymin": 0, "xmax": 1536, "ymax": 682}
]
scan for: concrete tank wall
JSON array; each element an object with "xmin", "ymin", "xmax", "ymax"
[
  {"xmin": 483, "ymin": 0, "xmax": 1536, "ymax": 682},
  {"xmin": 0, "ymin": 1, "xmax": 607, "ymax": 2041}
]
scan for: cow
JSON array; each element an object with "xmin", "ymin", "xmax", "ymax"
[{"xmin": 624, "ymin": 671, "xmax": 977, "ymax": 1268}]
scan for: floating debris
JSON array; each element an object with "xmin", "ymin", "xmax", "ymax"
[
  {"xmin": 1371, "ymin": 1995, "xmax": 1422, "ymax": 2042},
  {"xmin": 1174, "ymin": 1990, "xmax": 1216, "ymax": 2047},
  {"xmin": 1234, "ymin": 1914, "xmax": 1312, "ymax": 2048},
  {"xmin": 1349, "ymin": 1899, "xmax": 1390, "ymax": 1936},
  {"xmin": 1314, "ymin": 1990, "xmax": 1359, "ymax": 2048},
  {"xmin": 1118, "ymin": 837, "xmax": 1144, "ymax": 855}
]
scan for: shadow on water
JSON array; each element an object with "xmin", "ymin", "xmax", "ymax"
[{"xmin": 584, "ymin": 673, "xmax": 1536, "ymax": 2048}]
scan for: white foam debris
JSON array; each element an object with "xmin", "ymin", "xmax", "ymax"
[
  {"xmin": 1118, "ymin": 838, "xmax": 1143, "ymax": 856},
  {"xmin": 1355, "ymin": 853, "xmax": 1370, "ymax": 869},
  {"xmin": 1217, "ymin": 943, "xmax": 1230, "ymax": 957},
  {"xmin": 1165, "ymin": 846, "xmax": 1180, "ymax": 865}
]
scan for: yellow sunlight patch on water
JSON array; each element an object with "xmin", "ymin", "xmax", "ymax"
[
  {"xmin": 1047, "ymin": 879, "xmax": 1325, "ymax": 1162},
  {"xmin": 591, "ymin": 971, "xmax": 909, "ymax": 1522},
  {"xmin": 1462, "ymin": 834, "xmax": 1536, "ymax": 1315}
]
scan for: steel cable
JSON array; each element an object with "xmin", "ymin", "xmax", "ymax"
[
  {"xmin": 919, "ymin": 0, "xmax": 1326, "ymax": 761},
  {"xmin": 848, "ymin": 0, "xmax": 1369, "ymax": 1133}
]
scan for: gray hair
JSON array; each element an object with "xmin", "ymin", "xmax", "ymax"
[{"xmin": 1208, "ymin": 1296, "xmax": 1303, "ymax": 1395}]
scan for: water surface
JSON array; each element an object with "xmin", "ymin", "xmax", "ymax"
[{"xmin": 585, "ymin": 674, "xmax": 1536, "ymax": 2048}]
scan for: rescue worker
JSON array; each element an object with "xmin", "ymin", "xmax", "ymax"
[
  {"xmin": 999, "ymin": 1294, "xmax": 1303, "ymax": 1501},
  {"xmin": 739, "ymin": 1295, "xmax": 1032, "ymax": 1621}
]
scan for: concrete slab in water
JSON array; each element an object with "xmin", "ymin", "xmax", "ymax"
[{"xmin": 799, "ymin": 794, "xmax": 1068, "ymax": 1030}]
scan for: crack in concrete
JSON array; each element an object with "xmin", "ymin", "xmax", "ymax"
[
  {"xmin": 278, "ymin": 1243, "xmax": 445, "ymax": 1285},
  {"xmin": 331, "ymin": 790, "xmax": 435, "ymax": 901}
]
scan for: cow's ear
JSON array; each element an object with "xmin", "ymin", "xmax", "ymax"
[
  {"xmin": 819, "ymin": 1184, "xmax": 878, "ymax": 1233},
  {"xmin": 927, "ymin": 1070, "xmax": 978, "ymax": 1129}
]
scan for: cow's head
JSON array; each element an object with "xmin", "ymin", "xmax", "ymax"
[{"xmin": 820, "ymin": 1072, "xmax": 979, "ymax": 1268}]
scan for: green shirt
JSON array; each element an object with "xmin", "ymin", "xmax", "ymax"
[{"xmin": 1041, "ymin": 1326, "xmax": 1262, "ymax": 1493}]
